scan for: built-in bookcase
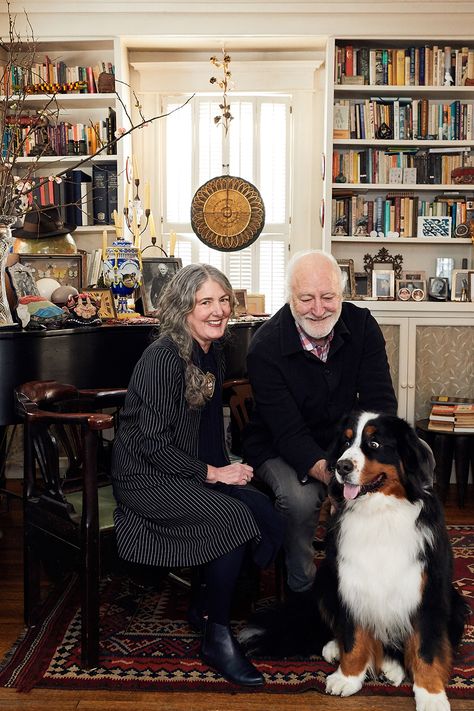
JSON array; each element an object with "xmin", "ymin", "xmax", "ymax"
[{"xmin": 323, "ymin": 37, "xmax": 474, "ymax": 300}]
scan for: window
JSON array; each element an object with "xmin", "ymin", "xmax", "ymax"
[{"xmin": 161, "ymin": 94, "xmax": 291, "ymax": 314}]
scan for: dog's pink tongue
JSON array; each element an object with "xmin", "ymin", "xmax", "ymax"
[{"xmin": 343, "ymin": 483, "xmax": 360, "ymax": 500}]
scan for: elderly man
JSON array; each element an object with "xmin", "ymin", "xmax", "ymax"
[{"xmin": 243, "ymin": 249, "xmax": 397, "ymax": 598}]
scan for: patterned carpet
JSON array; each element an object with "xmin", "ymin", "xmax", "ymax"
[{"xmin": 0, "ymin": 525, "xmax": 473, "ymax": 695}]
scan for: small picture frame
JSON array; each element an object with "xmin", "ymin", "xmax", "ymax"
[
  {"xmin": 436, "ymin": 257, "xmax": 454, "ymax": 284},
  {"xmin": 396, "ymin": 279, "xmax": 427, "ymax": 301},
  {"xmin": 451, "ymin": 269, "xmax": 470, "ymax": 301},
  {"xmin": 17, "ymin": 253, "xmax": 86, "ymax": 292},
  {"xmin": 85, "ymin": 288, "xmax": 117, "ymax": 319},
  {"xmin": 428, "ymin": 277, "xmax": 449, "ymax": 301},
  {"xmin": 417, "ymin": 215, "xmax": 452, "ymax": 239},
  {"xmin": 246, "ymin": 293, "xmax": 266, "ymax": 316},
  {"xmin": 372, "ymin": 270, "xmax": 395, "ymax": 299},
  {"xmin": 337, "ymin": 258, "xmax": 356, "ymax": 299},
  {"xmin": 355, "ymin": 271, "xmax": 371, "ymax": 297},
  {"xmin": 234, "ymin": 289, "xmax": 248, "ymax": 316},
  {"xmin": 401, "ymin": 270, "xmax": 426, "ymax": 282},
  {"xmin": 7, "ymin": 262, "xmax": 40, "ymax": 299},
  {"xmin": 140, "ymin": 257, "xmax": 182, "ymax": 315},
  {"xmin": 469, "ymin": 271, "xmax": 474, "ymax": 302}
]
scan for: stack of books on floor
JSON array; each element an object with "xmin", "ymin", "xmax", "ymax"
[{"xmin": 428, "ymin": 395, "xmax": 474, "ymax": 432}]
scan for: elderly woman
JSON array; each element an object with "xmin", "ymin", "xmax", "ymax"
[{"xmin": 111, "ymin": 264, "xmax": 283, "ymax": 687}]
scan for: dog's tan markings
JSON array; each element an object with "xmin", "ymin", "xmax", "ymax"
[
  {"xmin": 340, "ymin": 628, "xmax": 380, "ymax": 677},
  {"xmin": 405, "ymin": 631, "xmax": 451, "ymax": 693},
  {"xmin": 363, "ymin": 425, "xmax": 377, "ymax": 437},
  {"xmin": 344, "ymin": 428, "xmax": 353, "ymax": 440},
  {"xmin": 360, "ymin": 460, "xmax": 406, "ymax": 498}
]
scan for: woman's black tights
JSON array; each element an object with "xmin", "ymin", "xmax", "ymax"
[{"xmin": 199, "ymin": 544, "xmax": 246, "ymax": 625}]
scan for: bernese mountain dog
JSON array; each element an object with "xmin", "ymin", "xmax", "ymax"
[
  {"xmin": 242, "ymin": 411, "xmax": 469, "ymax": 711},
  {"xmin": 318, "ymin": 411, "xmax": 468, "ymax": 710}
]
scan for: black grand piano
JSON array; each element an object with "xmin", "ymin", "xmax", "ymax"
[{"xmin": 0, "ymin": 319, "xmax": 265, "ymax": 427}]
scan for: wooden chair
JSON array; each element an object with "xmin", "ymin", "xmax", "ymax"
[{"xmin": 15, "ymin": 379, "xmax": 128, "ymax": 668}]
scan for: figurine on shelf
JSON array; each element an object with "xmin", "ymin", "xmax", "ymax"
[
  {"xmin": 16, "ymin": 295, "xmax": 67, "ymax": 330},
  {"xmin": 63, "ymin": 292, "xmax": 102, "ymax": 328}
]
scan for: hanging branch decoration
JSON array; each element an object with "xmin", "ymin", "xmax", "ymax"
[{"xmin": 210, "ymin": 50, "xmax": 233, "ymax": 135}]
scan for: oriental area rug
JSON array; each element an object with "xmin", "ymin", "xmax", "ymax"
[{"xmin": 0, "ymin": 525, "xmax": 473, "ymax": 697}]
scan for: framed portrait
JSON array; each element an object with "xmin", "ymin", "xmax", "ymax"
[
  {"xmin": 451, "ymin": 269, "xmax": 470, "ymax": 301},
  {"xmin": 337, "ymin": 258, "xmax": 356, "ymax": 299},
  {"xmin": 417, "ymin": 215, "xmax": 452, "ymax": 239},
  {"xmin": 246, "ymin": 293, "xmax": 266, "ymax": 316},
  {"xmin": 140, "ymin": 257, "xmax": 182, "ymax": 315},
  {"xmin": 428, "ymin": 277, "xmax": 449, "ymax": 301},
  {"xmin": 85, "ymin": 288, "xmax": 117, "ymax": 319},
  {"xmin": 354, "ymin": 271, "xmax": 371, "ymax": 297},
  {"xmin": 436, "ymin": 257, "xmax": 454, "ymax": 285},
  {"xmin": 372, "ymin": 269, "xmax": 395, "ymax": 299},
  {"xmin": 234, "ymin": 288, "xmax": 248, "ymax": 316},
  {"xmin": 469, "ymin": 271, "xmax": 474, "ymax": 302},
  {"xmin": 396, "ymin": 279, "xmax": 426, "ymax": 301},
  {"xmin": 6, "ymin": 263, "xmax": 40, "ymax": 300},
  {"xmin": 17, "ymin": 253, "xmax": 86, "ymax": 292}
]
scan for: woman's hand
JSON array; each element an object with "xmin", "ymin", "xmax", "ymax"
[{"xmin": 206, "ymin": 462, "xmax": 254, "ymax": 486}]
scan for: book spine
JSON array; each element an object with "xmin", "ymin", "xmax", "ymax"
[{"xmin": 92, "ymin": 164, "xmax": 108, "ymax": 225}]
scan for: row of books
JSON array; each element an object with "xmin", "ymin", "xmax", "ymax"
[
  {"xmin": 5, "ymin": 58, "xmax": 114, "ymax": 94},
  {"xmin": 334, "ymin": 99, "xmax": 474, "ymax": 142},
  {"xmin": 331, "ymin": 193, "xmax": 470, "ymax": 238},
  {"xmin": 428, "ymin": 395, "xmax": 474, "ymax": 432},
  {"xmin": 29, "ymin": 163, "xmax": 118, "ymax": 227},
  {"xmin": 335, "ymin": 44, "xmax": 474, "ymax": 87},
  {"xmin": 2, "ymin": 107, "xmax": 116, "ymax": 159},
  {"xmin": 332, "ymin": 148, "xmax": 472, "ymax": 185}
]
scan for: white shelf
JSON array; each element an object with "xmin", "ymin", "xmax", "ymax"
[
  {"xmin": 333, "ymin": 139, "xmax": 474, "ymax": 147},
  {"xmin": 334, "ymin": 85, "xmax": 474, "ymax": 98},
  {"xmin": 332, "ymin": 183, "xmax": 474, "ymax": 191},
  {"xmin": 0, "ymin": 93, "xmax": 116, "ymax": 109},
  {"xmin": 15, "ymin": 155, "xmax": 117, "ymax": 166},
  {"xmin": 331, "ymin": 235, "xmax": 472, "ymax": 244}
]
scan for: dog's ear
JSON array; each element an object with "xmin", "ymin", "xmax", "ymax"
[{"xmin": 391, "ymin": 416, "xmax": 434, "ymax": 495}]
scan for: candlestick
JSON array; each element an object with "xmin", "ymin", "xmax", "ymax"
[{"xmin": 169, "ymin": 230, "xmax": 177, "ymax": 257}]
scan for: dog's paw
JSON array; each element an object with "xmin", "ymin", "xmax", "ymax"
[
  {"xmin": 380, "ymin": 657, "xmax": 405, "ymax": 686},
  {"xmin": 322, "ymin": 639, "xmax": 340, "ymax": 664},
  {"xmin": 325, "ymin": 667, "xmax": 363, "ymax": 697},
  {"xmin": 413, "ymin": 684, "xmax": 450, "ymax": 711}
]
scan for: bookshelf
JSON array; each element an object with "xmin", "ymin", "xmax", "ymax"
[
  {"xmin": 323, "ymin": 38, "xmax": 474, "ymax": 297},
  {"xmin": 1, "ymin": 38, "xmax": 131, "ymax": 235}
]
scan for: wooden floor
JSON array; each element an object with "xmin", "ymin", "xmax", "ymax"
[{"xmin": 0, "ymin": 481, "xmax": 473, "ymax": 711}]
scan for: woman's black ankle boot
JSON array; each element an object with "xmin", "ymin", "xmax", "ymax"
[{"xmin": 201, "ymin": 621, "xmax": 264, "ymax": 687}]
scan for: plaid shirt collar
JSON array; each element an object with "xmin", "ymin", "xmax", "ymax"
[{"xmin": 295, "ymin": 320, "xmax": 334, "ymax": 362}]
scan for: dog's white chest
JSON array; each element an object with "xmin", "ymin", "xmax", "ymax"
[{"xmin": 337, "ymin": 495, "xmax": 428, "ymax": 644}]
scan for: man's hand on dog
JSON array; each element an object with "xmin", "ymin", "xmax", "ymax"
[{"xmin": 308, "ymin": 459, "xmax": 332, "ymax": 486}]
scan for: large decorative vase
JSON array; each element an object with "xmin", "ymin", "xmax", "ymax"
[
  {"xmin": 102, "ymin": 238, "xmax": 142, "ymax": 316},
  {"xmin": 0, "ymin": 216, "xmax": 18, "ymax": 329}
]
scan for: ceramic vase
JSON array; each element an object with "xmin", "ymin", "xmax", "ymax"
[
  {"xmin": 102, "ymin": 238, "xmax": 142, "ymax": 314},
  {"xmin": 0, "ymin": 217, "xmax": 18, "ymax": 328}
]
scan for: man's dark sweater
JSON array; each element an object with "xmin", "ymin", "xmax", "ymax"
[{"xmin": 243, "ymin": 302, "xmax": 397, "ymax": 481}]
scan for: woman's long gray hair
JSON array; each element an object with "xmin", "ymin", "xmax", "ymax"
[{"xmin": 156, "ymin": 263, "xmax": 236, "ymax": 409}]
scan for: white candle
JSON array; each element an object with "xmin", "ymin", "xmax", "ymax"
[
  {"xmin": 144, "ymin": 182, "xmax": 150, "ymax": 211},
  {"xmin": 132, "ymin": 155, "xmax": 139, "ymax": 182},
  {"xmin": 169, "ymin": 230, "xmax": 177, "ymax": 256},
  {"xmin": 102, "ymin": 229, "xmax": 107, "ymax": 258},
  {"xmin": 149, "ymin": 212, "xmax": 157, "ymax": 238}
]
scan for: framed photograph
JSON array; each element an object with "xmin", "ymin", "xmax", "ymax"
[
  {"xmin": 337, "ymin": 258, "xmax": 356, "ymax": 299},
  {"xmin": 436, "ymin": 257, "xmax": 455, "ymax": 285},
  {"xmin": 6, "ymin": 262, "xmax": 40, "ymax": 299},
  {"xmin": 372, "ymin": 269, "xmax": 395, "ymax": 299},
  {"xmin": 234, "ymin": 288, "xmax": 248, "ymax": 316},
  {"xmin": 396, "ymin": 279, "xmax": 427, "ymax": 301},
  {"xmin": 401, "ymin": 270, "xmax": 426, "ymax": 282},
  {"xmin": 451, "ymin": 269, "xmax": 470, "ymax": 301},
  {"xmin": 17, "ymin": 253, "xmax": 86, "ymax": 292},
  {"xmin": 469, "ymin": 271, "xmax": 474, "ymax": 302},
  {"xmin": 140, "ymin": 257, "xmax": 182, "ymax": 315},
  {"xmin": 428, "ymin": 277, "xmax": 449, "ymax": 301},
  {"xmin": 85, "ymin": 288, "xmax": 117, "ymax": 319},
  {"xmin": 246, "ymin": 293, "xmax": 266, "ymax": 316},
  {"xmin": 417, "ymin": 215, "xmax": 452, "ymax": 239},
  {"xmin": 354, "ymin": 271, "xmax": 371, "ymax": 297}
]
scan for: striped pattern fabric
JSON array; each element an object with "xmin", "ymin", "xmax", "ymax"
[{"xmin": 111, "ymin": 336, "xmax": 260, "ymax": 567}]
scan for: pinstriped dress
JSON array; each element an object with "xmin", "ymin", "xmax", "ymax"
[{"xmin": 111, "ymin": 335, "xmax": 262, "ymax": 568}]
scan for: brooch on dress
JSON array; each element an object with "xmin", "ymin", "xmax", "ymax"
[{"xmin": 203, "ymin": 371, "xmax": 216, "ymax": 398}]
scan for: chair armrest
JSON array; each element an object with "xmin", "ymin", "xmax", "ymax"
[
  {"xmin": 16, "ymin": 393, "xmax": 114, "ymax": 432},
  {"xmin": 77, "ymin": 388, "xmax": 128, "ymax": 408}
]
